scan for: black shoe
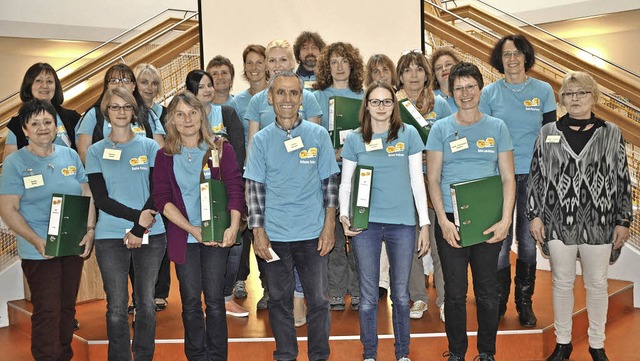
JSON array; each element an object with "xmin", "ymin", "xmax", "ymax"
[
  {"xmin": 154, "ymin": 298, "xmax": 167, "ymax": 311},
  {"xmin": 589, "ymin": 347, "xmax": 609, "ymax": 361},
  {"xmin": 127, "ymin": 302, "xmax": 136, "ymax": 314},
  {"xmin": 73, "ymin": 318, "xmax": 80, "ymax": 331},
  {"xmin": 442, "ymin": 351, "xmax": 465, "ymax": 361},
  {"xmin": 496, "ymin": 266, "xmax": 511, "ymax": 319},
  {"xmin": 515, "ymin": 260, "xmax": 537, "ymax": 327},
  {"xmin": 546, "ymin": 343, "xmax": 572, "ymax": 361},
  {"xmin": 378, "ymin": 287, "xmax": 387, "ymax": 300},
  {"xmin": 472, "ymin": 354, "xmax": 495, "ymax": 361}
]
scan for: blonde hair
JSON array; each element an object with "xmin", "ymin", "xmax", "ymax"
[
  {"xmin": 163, "ymin": 91, "xmax": 223, "ymax": 155},
  {"xmin": 100, "ymin": 87, "xmax": 139, "ymax": 124},
  {"xmin": 134, "ymin": 63, "xmax": 163, "ymax": 96},
  {"xmin": 559, "ymin": 71, "xmax": 600, "ymax": 105},
  {"xmin": 266, "ymin": 39, "xmax": 296, "ymax": 67}
]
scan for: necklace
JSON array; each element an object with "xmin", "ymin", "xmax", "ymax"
[
  {"xmin": 503, "ymin": 77, "xmax": 530, "ymax": 93},
  {"xmin": 185, "ymin": 148, "xmax": 194, "ymax": 162}
]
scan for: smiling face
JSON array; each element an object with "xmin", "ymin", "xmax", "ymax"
[
  {"xmin": 106, "ymin": 94, "xmax": 135, "ymax": 128},
  {"xmin": 433, "ymin": 55, "xmax": 456, "ymax": 90},
  {"xmin": 267, "ymin": 47, "xmax": 295, "ymax": 77},
  {"xmin": 244, "ymin": 51, "xmax": 267, "ymax": 83},
  {"xmin": 562, "ymin": 82, "xmax": 595, "ymax": 119},
  {"xmin": 452, "ymin": 76, "xmax": 481, "ymax": 111},
  {"xmin": 268, "ymin": 76, "xmax": 302, "ymax": 124},
  {"xmin": 196, "ymin": 75, "xmax": 214, "ymax": 105},
  {"xmin": 299, "ymin": 41, "xmax": 320, "ymax": 70},
  {"xmin": 501, "ymin": 40, "xmax": 526, "ymax": 78},
  {"xmin": 330, "ymin": 54, "xmax": 351, "ymax": 83},
  {"xmin": 366, "ymin": 87, "xmax": 394, "ymax": 124},
  {"xmin": 400, "ymin": 62, "xmax": 427, "ymax": 92},
  {"xmin": 208, "ymin": 65, "xmax": 232, "ymax": 93},
  {"xmin": 31, "ymin": 71, "xmax": 56, "ymax": 102},
  {"xmin": 22, "ymin": 110, "xmax": 57, "ymax": 147},
  {"xmin": 136, "ymin": 74, "xmax": 159, "ymax": 105}
]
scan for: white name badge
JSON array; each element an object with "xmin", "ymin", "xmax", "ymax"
[
  {"xmin": 284, "ymin": 136, "xmax": 304, "ymax": 152},
  {"xmin": 365, "ymin": 138, "xmax": 384, "ymax": 152},
  {"xmin": 303, "ymin": 80, "xmax": 316, "ymax": 89},
  {"xmin": 210, "ymin": 149, "xmax": 219, "ymax": 168},
  {"xmin": 545, "ymin": 135, "xmax": 561, "ymax": 143},
  {"xmin": 449, "ymin": 137, "xmax": 469, "ymax": 153},
  {"xmin": 126, "ymin": 228, "xmax": 149, "ymax": 244},
  {"xmin": 103, "ymin": 148, "xmax": 122, "ymax": 161},
  {"xmin": 23, "ymin": 174, "xmax": 44, "ymax": 189}
]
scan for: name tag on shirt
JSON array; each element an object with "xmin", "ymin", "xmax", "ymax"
[
  {"xmin": 211, "ymin": 149, "xmax": 219, "ymax": 168},
  {"xmin": 103, "ymin": 148, "xmax": 122, "ymax": 161},
  {"xmin": 449, "ymin": 137, "xmax": 469, "ymax": 153},
  {"xmin": 545, "ymin": 135, "xmax": 561, "ymax": 143},
  {"xmin": 284, "ymin": 136, "xmax": 304, "ymax": 152},
  {"xmin": 365, "ymin": 138, "xmax": 383, "ymax": 152},
  {"xmin": 23, "ymin": 174, "xmax": 44, "ymax": 189}
]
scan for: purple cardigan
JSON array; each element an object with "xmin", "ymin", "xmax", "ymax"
[{"xmin": 152, "ymin": 141, "xmax": 245, "ymax": 264}]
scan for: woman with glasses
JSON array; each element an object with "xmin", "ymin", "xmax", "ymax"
[
  {"xmin": 480, "ymin": 34, "xmax": 557, "ymax": 327},
  {"xmin": 528, "ymin": 72, "xmax": 632, "ymax": 361},
  {"xmin": 430, "ymin": 47, "xmax": 461, "ymax": 112},
  {"xmin": 76, "ymin": 64, "xmax": 165, "ymax": 164},
  {"xmin": 153, "ymin": 91, "xmax": 244, "ymax": 360},
  {"xmin": 396, "ymin": 50, "xmax": 452, "ymax": 321},
  {"xmin": 0, "ymin": 99, "xmax": 94, "ymax": 361},
  {"xmin": 5, "ymin": 63, "xmax": 81, "ymax": 161},
  {"xmin": 85, "ymin": 87, "xmax": 167, "ymax": 361},
  {"xmin": 426, "ymin": 62, "xmax": 515, "ymax": 361},
  {"xmin": 340, "ymin": 81, "xmax": 429, "ymax": 361}
]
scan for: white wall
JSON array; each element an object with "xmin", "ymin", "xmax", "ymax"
[{"xmin": 0, "ymin": 261, "xmax": 25, "ymax": 328}]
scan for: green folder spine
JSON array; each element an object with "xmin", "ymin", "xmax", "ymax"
[
  {"xmin": 450, "ymin": 175, "xmax": 503, "ymax": 247},
  {"xmin": 329, "ymin": 96, "xmax": 362, "ymax": 148},
  {"xmin": 349, "ymin": 165, "xmax": 374, "ymax": 231},
  {"xmin": 398, "ymin": 98, "xmax": 433, "ymax": 145},
  {"xmin": 200, "ymin": 179, "xmax": 241, "ymax": 244},
  {"xmin": 45, "ymin": 194, "xmax": 90, "ymax": 257}
]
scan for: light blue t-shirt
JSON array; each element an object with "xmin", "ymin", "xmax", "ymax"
[
  {"xmin": 0, "ymin": 147, "xmax": 87, "ymax": 260},
  {"xmin": 206, "ymin": 103, "xmax": 226, "ymax": 135},
  {"xmin": 425, "ymin": 95, "xmax": 453, "ymax": 123},
  {"xmin": 425, "ymin": 114, "xmax": 514, "ymax": 213},
  {"xmin": 341, "ymin": 125, "xmax": 424, "ymax": 225},
  {"xmin": 244, "ymin": 121, "xmax": 340, "ymax": 242},
  {"xmin": 244, "ymin": 88, "xmax": 323, "ymax": 130},
  {"xmin": 149, "ymin": 103, "xmax": 166, "ymax": 130},
  {"xmin": 313, "ymin": 87, "xmax": 364, "ymax": 131},
  {"xmin": 85, "ymin": 136, "xmax": 165, "ymax": 239},
  {"xmin": 479, "ymin": 78, "xmax": 555, "ymax": 174},
  {"xmin": 173, "ymin": 144, "xmax": 212, "ymax": 244},
  {"xmin": 6, "ymin": 113, "xmax": 71, "ymax": 148},
  {"xmin": 230, "ymin": 89, "xmax": 253, "ymax": 147},
  {"xmin": 215, "ymin": 94, "xmax": 234, "ymax": 107},
  {"xmin": 434, "ymin": 89, "xmax": 457, "ymax": 113},
  {"xmin": 75, "ymin": 107, "xmax": 166, "ymax": 140}
]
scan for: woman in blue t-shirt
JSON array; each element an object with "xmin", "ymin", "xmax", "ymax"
[
  {"xmin": 85, "ymin": 87, "xmax": 167, "ymax": 361},
  {"xmin": 0, "ymin": 99, "xmax": 95, "ymax": 361},
  {"xmin": 426, "ymin": 62, "xmax": 515, "ymax": 361},
  {"xmin": 339, "ymin": 81, "xmax": 430, "ymax": 361},
  {"xmin": 430, "ymin": 46, "xmax": 461, "ymax": 112},
  {"xmin": 480, "ymin": 34, "xmax": 557, "ymax": 327}
]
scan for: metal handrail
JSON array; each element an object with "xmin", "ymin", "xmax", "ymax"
[
  {"xmin": 0, "ymin": 8, "xmax": 198, "ymax": 104},
  {"xmin": 475, "ymin": 0, "xmax": 640, "ymax": 79}
]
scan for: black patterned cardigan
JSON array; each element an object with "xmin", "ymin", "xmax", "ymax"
[{"xmin": 526, "ymin": 118, "xmax": 633, "ymax": 245}]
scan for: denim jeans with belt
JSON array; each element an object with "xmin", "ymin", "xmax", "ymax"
[
  {"xmin": 351, "ymin": 222, "xmax": 415, "ymax": 360},
  {"xmin": 95, "ymin": 234, "xmax": 167, "ymax": 361},
  {"xmin": 265, "ymin": 238, "xmax": 331, "ymax": 361},
  {"xmin": 498, "ymin": 174, "xmax": 537, "ymax": 269},
  {"xmin": 435, "ymin": 213, "xmax": 501, "ymax": 358},
  {"xmin": 175, "ymin": 243, "xmax": 230, "ymax": 361}
]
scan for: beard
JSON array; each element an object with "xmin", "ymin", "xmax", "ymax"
[{"xmin": 302, "ymin": 55, "xmax": 317, "ymax": 69}]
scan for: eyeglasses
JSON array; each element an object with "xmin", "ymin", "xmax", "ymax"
[
  {"xmin": 452, "ymin": 84, "xmax": 478, "ymax": 93},
  {"xmin": 108, "ymin": 78, "xmax": 133, "ymax": 85},
  {"xmin": 502, "ymin": 50, "xmax": 523, "ymax": 59},
  {"xmin": 368, "ymin": 99, "xmax": 394, "ymax": 107},
  {"xmin": 562, "ymin": 91, "xmax": 592, "ymax": 99},
  {"xmin": 107, "ymin": 104, "xmax": 134, "ymax": 112},
  {"xmin": 401, "ymin": 49, "xmax": 422, "ymax": 56}
]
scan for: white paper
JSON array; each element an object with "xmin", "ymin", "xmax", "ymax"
[
  {"xmin": 200, "ymin": 182, "xmax": 211, "ymax": 222},
  {"xmin": 356, "ymin": 170, "xmax": 372, "ymax": 208},
  {"xmin": 126, "ymin": 228, "xmax": 149, "ymax": 244},
  {"xmin": 47, "ymin": 196, "xmax": 63, "ymax": 236},
  {"xmin": 329, "ymin": 98, "xmax": 335, "ymax": 132},
  {"xmin": 450, "ymin": 188, "xmax": 460, "ymax": 227},
  {"xmin": 401, "ymin": 100, "xmax": 429, "ymax": 127},
  {"xmin": 266, "ymin": 247, "xmax": 281, "ymax": 263}
]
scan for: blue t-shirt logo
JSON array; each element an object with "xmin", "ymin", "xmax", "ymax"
[
  {"xmin": 524, "ymin": 97, "xmax": 541, "ymax": 111},
  {"xmin": 61, "ymin": 165, "xmax": 77, "ymax": 176},
  {"xmin": 386, "ymin": 142, "xmax": 405, "ymax": 157},
  {"xmin": 299, "ymin": 147, "xmax": 318, "ymax": 164}
]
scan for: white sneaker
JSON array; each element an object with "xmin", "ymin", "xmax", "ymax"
[
  {"xmin": 398, "ymin": 358, "xmax": 411, "ymax": 361},
  {"xmin": 364, "ymin": 359, "xmax": 376, "ymax": 361},
  {"xmin": 439, "ymin": 304, "xmax": 445, "ymax": 323},
  {"xmin": 409, "ymin": 300, "xmax": 428, "ymax": 319}
]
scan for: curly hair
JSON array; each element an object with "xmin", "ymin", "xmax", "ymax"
[
  {"xmin": 293, "ymin": 31, "xmax": 326, "ymax": 63},
  {"xmin": 313, "ymin": 42, "xmax": 364, "ymax": 92},
  {"xmin": 488, "ymin": 34, "xmax": 536, "ymax": 74},
  {"xmin": 429, "ymin": 46, "xmax": 460, "ymax": 90}
]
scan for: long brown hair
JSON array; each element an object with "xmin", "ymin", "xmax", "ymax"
[
  {"xmin": 163, "ymin": 91, "xmax": 222, "ymax": 155},
  {"xmin": 359, "ymin": 81, "xmax": 404, "ymax": 144}
]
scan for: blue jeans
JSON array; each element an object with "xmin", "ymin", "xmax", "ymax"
[
  {"xmin": 175, "ymin": 243, "xmax": 230, "ymax": 361},
  {"xmin": 95, "ymin": 234, "xmax": 167, "ymax": 361},
  {"xmin": 498, "ymin": 174, "xmax": 537, "ymax": 269},
  {"xmin": 351, "ymin": 223, "xmax": 415, "ymax": 360},
  {"xmin": 265, "ymin": 239, "xmax": 331, "ymax": 361},
  {"xmin": 436, "ymin": 213, "xmax": 501, "ymax": 357},
  {"xmin": 223, "ymin": 243, "xmax": 242, "ymax": 301}
]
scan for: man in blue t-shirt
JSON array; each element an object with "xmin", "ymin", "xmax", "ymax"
[
  {"xmin": 293, "ymin": 31, "xmax": 326, "ymax": 89},
  {"xmin": 244, "ymin": 71, "xmax": 339, "ymax": 361}
]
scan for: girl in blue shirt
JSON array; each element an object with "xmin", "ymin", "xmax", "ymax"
[{"xmin": 340, "ymin": 81, "xmax": 430, "ymax": 361}]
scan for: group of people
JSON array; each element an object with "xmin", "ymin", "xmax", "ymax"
[{"xmin": 0, "ymin": 29, "xmax": 632, "ymax": 361}]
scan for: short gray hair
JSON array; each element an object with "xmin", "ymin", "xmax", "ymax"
[{"xmin": 268, "ymin": 71, "xmax": 303, "ymax": 94}]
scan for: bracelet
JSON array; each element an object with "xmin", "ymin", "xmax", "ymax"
[{"xmin": 615, "ymin": 219, "xmax": 630, "ymax": 228}]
